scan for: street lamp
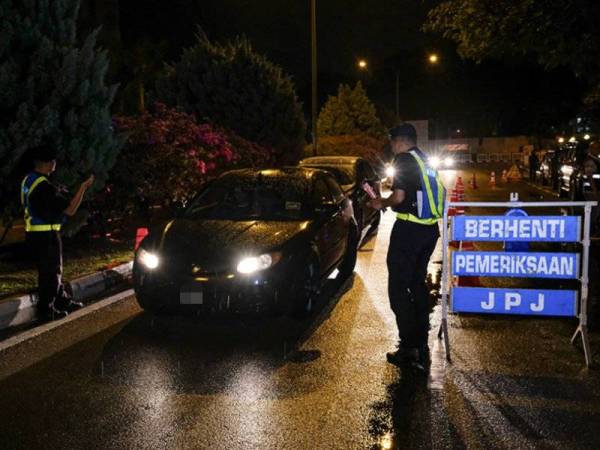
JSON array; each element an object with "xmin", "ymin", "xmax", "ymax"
[
  {"xmin": 358, "ymin": 59, "xmax": 368, "ymax": 70},
  {"xmin": 428, "ymin": 53, "xmax": 439, "ymax": 64},
  {"xmin": 584, "ymin": 134, "xmax": 591, "ymax": 140},
  {"xmin": 311, "ymin": 0, "xmax": 318, "ymax": 156},
  {"xmin": 557, "ymin": 137, "xmax": 565, "ymax": 144}
]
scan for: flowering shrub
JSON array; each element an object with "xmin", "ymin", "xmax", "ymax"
[{"xmin": 110, "ymin": 103, "xmax": 272, "ymax": 214}]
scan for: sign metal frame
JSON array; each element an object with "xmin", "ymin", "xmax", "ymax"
[{"xmin": 439, "ymin": 199, "xmax": 597, "ymax": 367}]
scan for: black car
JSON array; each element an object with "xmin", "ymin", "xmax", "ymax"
[
  {"xmin": 133, "ymin": 168, "xmax": 358, "ymax": 316},
  {"xmin": 299, "ymin": 156, "xmax": 381, "ymax": 239},
  {"xmin": 557, "ymin": 142, "xmax": 588, "ymax": 200}
]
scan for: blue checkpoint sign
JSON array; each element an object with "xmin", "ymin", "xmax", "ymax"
[
  {"xmin": 452, "ymin": 215, "xmax": 581, "ymax": 242},
  {"xmin": 452, "ymin": 287, "xmax": 578, "ymax": 317},
  {"xmin": 452, "ymin": 251, "xmax": 580, "ymax": 279}
]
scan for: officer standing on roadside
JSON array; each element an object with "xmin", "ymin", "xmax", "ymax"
[
  {"xmin": 22, "ymin": 146, "xmax": 95, "ymax": 321},
  {"xmin": 367, "ymin": 123, "xmax": 445, "ymax": 371}
]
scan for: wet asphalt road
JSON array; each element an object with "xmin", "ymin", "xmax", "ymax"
[{"xmin": 0, "ymin": 167, "xmax": 599, "ymax": 450}]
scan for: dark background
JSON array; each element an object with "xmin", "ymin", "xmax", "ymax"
[{"xmin": 81, "ymin": 0, "xmax": 585, "ymax": 138}]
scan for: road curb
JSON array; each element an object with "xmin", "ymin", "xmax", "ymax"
[{"xmin": 0, "ymin": 261, "xmax": 133, "ymax": 331}]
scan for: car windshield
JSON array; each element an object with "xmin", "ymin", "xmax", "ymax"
[
  {"xmin": 304, "ymin": 165, "xmax": 355, "ymax": 185},
  {"xmin": 184, "ymin": 177, "xmax": 309, "ymax": 221}
]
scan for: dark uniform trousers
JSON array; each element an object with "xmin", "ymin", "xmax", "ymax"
[
  {"xmin": 26, "ymin": 231, "xmax": 64, "ymax": 313},
  {"xmin": 387, "ymin": 219, "xmax": 440, "ymax": 350}
]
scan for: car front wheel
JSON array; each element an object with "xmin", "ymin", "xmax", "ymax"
[
  {"xmin": 338, "ymin": 224, "xmax": 359, "ymax": 279},
  {"xmin": 289, "ymin": 255, "xmax": 320, "ymax": 318}
]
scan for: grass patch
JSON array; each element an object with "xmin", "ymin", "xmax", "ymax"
[{"xmin": 0, "ymin": 239, "xmax": 133, "ymax": 299}]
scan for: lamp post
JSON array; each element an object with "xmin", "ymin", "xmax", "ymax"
[{"xmin": 311, "ymin": 0, "xmax": 318, "ymax": 156}]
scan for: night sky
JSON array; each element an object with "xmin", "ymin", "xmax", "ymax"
[{"xmin": 112, "ymin": 0, "xmax": 583, "ymax": 137}]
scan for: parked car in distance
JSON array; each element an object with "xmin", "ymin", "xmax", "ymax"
[
  {"xmin": 298, "ymin": 156, "xmax": 381, "ymax": 240},
  {"xmin": 557, "ymin": 142, "xmax": 589, "ymax": 200},
  {"xmin": 133, "ymin": 167, "xmax": 358, "ymax": 317}
]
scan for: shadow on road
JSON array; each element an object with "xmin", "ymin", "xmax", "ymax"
[{"xmin": 93, "ymin": 273, "xmax": 356, "ymax": 397}]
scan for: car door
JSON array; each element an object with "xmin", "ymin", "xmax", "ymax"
[
  {"xmin": 356, "ymin": 160, "xmax": 380, "ymax": 226},
  {"xmin": 324, "ymin": 174, "xmax": 351, "ymax": 264},
  {"xmin": 312, "ymin": 175, "xmax": 345, "ymax": 273}
]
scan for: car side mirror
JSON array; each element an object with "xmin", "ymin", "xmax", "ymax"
[{"xmin": 315, "ymin": 201, "xmax": 338, "ymax": 215}]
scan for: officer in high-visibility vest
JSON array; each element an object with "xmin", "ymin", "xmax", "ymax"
[
  {"xmin": 367, "ymin": 123, "xmax": 445, "ymax": 371},
  {"xmin": 22, "ymin": 146, "xmax": 95, "ymax": 320}
]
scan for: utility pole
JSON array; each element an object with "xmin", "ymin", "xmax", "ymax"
[
  {"xmin": 311, "ymin": 0, "xmax": 318, "ymax": 156},
  {"xmin": 395, "ymin": 71, "xmax": 400, "ymax": 121}
]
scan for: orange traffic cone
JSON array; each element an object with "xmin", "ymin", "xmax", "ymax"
[
  {"xmin": 489, "ymin": 171, "xmax": 496, "ymax": 188},
  {"xmin": 469, "ymin": 172, "xmax": 478, "ymax": 189},
  {"xmin": 447, "ymin": 187, "xmax": 459, "ymax": 217},
  {"xmin": 455, "ymin": 179, "xmax": 466, "ymax": 214},
  {"xmin": 456, "ymin": 275, "xmax": 483, "ymax": 287},
  {"xmin": 506, "ymin": 164, "xmax": 522, "ymax": 182},
  {"xmin": 501, "ymin": 169, "xmax": 508, "ymax": 183},
  {"xmin": 135, "ymin": 227, "xmax": 149, "ymax": 251}
]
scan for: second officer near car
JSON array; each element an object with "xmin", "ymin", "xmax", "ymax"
[
  {"xmin": 22, "ymin": 145, "xmax": 95, "ymax": 321},
  {"xmin": 367, "ymin": 123, "xmax": 445, "ymax": 371}
]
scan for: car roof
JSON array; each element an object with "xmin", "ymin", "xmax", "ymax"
[
  {"xmin": 218, "ymin": 167, "xmax": 329, "ymax": 184},
  {"xmin": 299, "ymin": 156, "xmax": 362, "ymax": 166}
]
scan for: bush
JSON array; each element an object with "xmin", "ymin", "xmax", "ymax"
[
  {"xmin": 156, "ymin": 33, "xmax": 306, "ymax": 164},
  {"xmin": 111, "ymin": 103, "xmax": 272, "ymax": 215},
  {"xmin": 304, "ymin": 134, "xmax": 388, "ymax": 168}
]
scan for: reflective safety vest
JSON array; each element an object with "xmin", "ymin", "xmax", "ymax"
[
  {"xmin": 396, "ymin": 150, "xmax": 446, "ymax": 225},
  {"xmin": 21, "ymin": 172, "xmax": 62, "ymax": 232}
]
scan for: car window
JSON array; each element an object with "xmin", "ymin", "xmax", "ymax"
[
  {"xmin": 302, "ymin": 164, "xmax": 355, "ymax": 185},
  {"xmin": 325, "ymin": 176, "xmax": 345, "ymax": 203},
  {"xmin": 313, "ymin": 178, "xmax": 333, "ymax": 205},
  {"xmin": 184, "ymin": 177, "xmax": 309, "ymax": 220}
]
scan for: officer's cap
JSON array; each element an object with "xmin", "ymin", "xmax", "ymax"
[{"xmin": 388, "ymin": 123, "xmax": 417, "ymax": 141}]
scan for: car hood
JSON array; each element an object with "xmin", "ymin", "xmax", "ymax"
[{"xmin": 156, "ymin": 219, "xmax": 310, "ymax": 269}]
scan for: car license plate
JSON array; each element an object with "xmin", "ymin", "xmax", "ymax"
[{"xmin": 180, "ymin": 289, "xmax": 203, "ymax": 305}]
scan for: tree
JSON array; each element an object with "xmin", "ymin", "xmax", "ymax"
[
  {"xmin": 304, "ymin": 134, "xmax": 386, "ymax": 169},
  {"xmin": 317, "ymin": 82, "xmax": 383, "ymax": 137},
  {"xmin": 156, "ymin": 32, "xmax": 306, "ymax": 164},
  {"xmin": 424, "ymin": 0, "xmax": 600, "ymax": 103},
  {"xmin": 0, "ymin": 0, "xmax": 120, "ymax": 226}
]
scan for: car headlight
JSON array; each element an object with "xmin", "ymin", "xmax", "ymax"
[
  {"xmin": 444, "ymin": 156, "xmax": 454, "ymax": 167},
  {"xmin": 137, "ymin": 248, "xmax": 160, "ymax": 270},
  {"xmin": 385, "ymin": 165, "xmax": 396, "ymax": 178},
  {"xmin": 237, "ymin": 253, "xmax": 281, "ymax": 274},
  {"xmin": 429, "ymin": 156, "xmax": 441, "ymax": 169}
]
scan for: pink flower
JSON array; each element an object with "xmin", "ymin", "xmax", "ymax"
[{"xmin": 196, "ymin": 160, "xmax": 206, "ymax": 174}]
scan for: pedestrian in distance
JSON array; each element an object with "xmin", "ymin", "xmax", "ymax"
[
  {"xmin": 21, "ymin": 144, "xmax": 95, "ymax": 321},
  {"xmin": 367, "ymin": 123, "xmax": 445, "ymax": 372},
  {"xmin": 528, "ymin": 151, "xmax": 539, "ymax": 182}
]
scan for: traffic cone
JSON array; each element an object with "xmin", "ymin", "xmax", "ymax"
[
  {"xmin": 456, "ymin": 274, "xmax": 483, "ymax": 287},
  {"xmin": 506, "ymin": 164, "xmax": 522, "ymax": 182},
  {"xmin": 489, "ymin": 171, "xmax": 496, "ymax": 188},
  {"xmin": 455, "ymin": 179, "xmax": 466, "ymax": 214},
  {"xmin": 501, "ymin": 169, "xmax": 508, "ymax": 183},
  {"xmin": 469, "ymin": 172, "xmax": 478, "ymax": 189},
  {"xmin": 447, "ymin": 187, "xmax": 459, "ymax": 217},
  {"xmin": 134, "ymin": 227, "xmax": 149, "ymax": 251}
]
